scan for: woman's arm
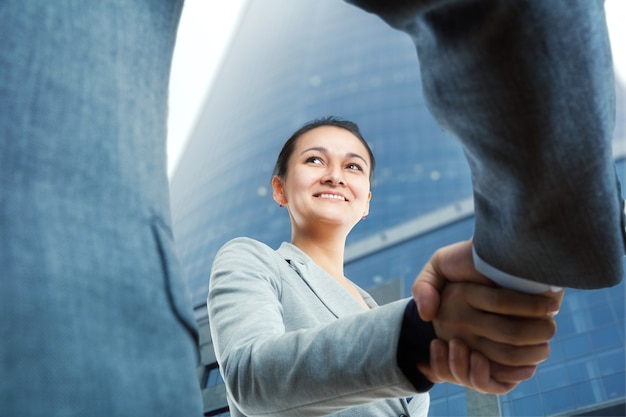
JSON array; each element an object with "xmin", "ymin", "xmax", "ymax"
[{"xmin": 208, "ymin": 238, "xmax": 421, "ymax": 416}]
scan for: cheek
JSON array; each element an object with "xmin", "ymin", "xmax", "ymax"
[
  {"xmin": 354, "ymin": 180, "xmax": 371, "ymax": 199},
  {"xmin": 283, "ymin": 178, "xmax": 308, "ymax": 204},
  {"xmin": 287, "ymin": 170, "xmax": 316, "ymax": 194}
]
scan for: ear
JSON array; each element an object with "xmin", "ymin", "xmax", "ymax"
[
  {"xmin": 362, "ymin": 191, "xmax": 371, "ymax": 217},
  {"xmin": 272, "ymin": 176, "xmax": 286, "ymax": 205}
]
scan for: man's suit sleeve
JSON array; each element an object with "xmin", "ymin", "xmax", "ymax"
[{"xmin": 345, "ymin": 0, "xmax": 626, "ymax": 289}]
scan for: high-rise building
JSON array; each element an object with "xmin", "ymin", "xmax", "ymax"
[{"xmin": 170, "ymin": 1, "xmax": 626, "ymax": 416}]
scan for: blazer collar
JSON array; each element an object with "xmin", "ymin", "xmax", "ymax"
[{"xmin": 276, "ymin": 242, "xmax": 377, "ymax": 317}]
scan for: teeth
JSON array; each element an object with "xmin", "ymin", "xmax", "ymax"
[{"xmin": 318, "ymin": 193, "xmax": 345, "ymax": 201}]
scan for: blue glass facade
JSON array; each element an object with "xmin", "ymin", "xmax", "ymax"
[{"xmin": 170, "ymin": 1, "xmax": 626, "ymax": 415}]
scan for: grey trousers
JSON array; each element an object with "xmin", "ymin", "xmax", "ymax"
[{"xmin": 0, "ymin": 1, "xmax": 203, "ymax": 415}]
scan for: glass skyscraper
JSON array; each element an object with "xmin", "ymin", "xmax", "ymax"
[{"xmin": 169, "ymin": 1, "xmax": 626, "ymax": 415}]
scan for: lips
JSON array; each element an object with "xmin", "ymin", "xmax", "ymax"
[{"xmin": 315, "ymin": 192, "xmax": 347, "ymax": 201}]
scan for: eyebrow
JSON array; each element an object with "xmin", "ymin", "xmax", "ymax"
[{"xmin": 300, "ymin": 146, "xmax": 369, "ymax": 166}]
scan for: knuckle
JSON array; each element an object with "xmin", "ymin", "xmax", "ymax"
[
  {"xmin": 532, "ymin": 319, "xmax": 558, "ymax": 342},
  {"xmin": 547, "ymin": 319, "xmax": 558, "ymax": 338},
  {"xmin": 507, "ymin": 344, "xmax": 549, "ymax": 366},
  {"xmin": 488, "ymin": 290, "xmax": 507, "ymax": 311},
  {"xmin": 504, "ymin": 348, "xmax": 528, "ymax": 366},
  {"xmin": 498, "ymin": 322, "xmax": 525, "ymax": 345}
]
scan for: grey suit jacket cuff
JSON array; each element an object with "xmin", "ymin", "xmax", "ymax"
[{"xmin": 397, "ymin": 299, "xmax": 436, "ymax": 392}]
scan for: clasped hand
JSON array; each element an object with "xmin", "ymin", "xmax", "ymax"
[{"xmin": 413, "ymin": 240, "xmax": 563, "ymax": 394}]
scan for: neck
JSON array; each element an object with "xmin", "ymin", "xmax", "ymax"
[
  {"xmin": 291, "ymin": 231, "xmax": 347, "ymax": 280},
  {"xmin": 291, "ymin": 225, "xmax": 370, "ymax": 311}
]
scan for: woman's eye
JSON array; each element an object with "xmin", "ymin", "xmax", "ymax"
[
  {"xmin": 306, "ymin": 156, "xmax": 323, "ymax": 165},
  {"xmin": 347, "ymin": 163, "xmax": 363, "ymax": 171}
]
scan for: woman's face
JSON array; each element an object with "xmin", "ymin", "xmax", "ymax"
[{"xmin": 272, "ymin": 125, "xmax": 371, "ymax": 233}]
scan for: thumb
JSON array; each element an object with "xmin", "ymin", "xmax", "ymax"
[
  {"xmin": 413, "ymin": 265, "xmax": 443, "ymax": 321},
  {"xmin": 412, "ymin": 240, "xmax": 491, "ymax": 321}
]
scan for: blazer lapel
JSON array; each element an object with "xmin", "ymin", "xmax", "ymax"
[
  {"xmin": 358, "ymin": 288, "xmax": 378, "ymax": 309},
  {"xmin": 277, "ymin": 242, "xmax": 369, "ymax": 318}
]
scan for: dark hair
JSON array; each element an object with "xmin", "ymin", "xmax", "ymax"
[{"xmin": 272, "ymin": 116, "xmax": 376, "ymax": 183}]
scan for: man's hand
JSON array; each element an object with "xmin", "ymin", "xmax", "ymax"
[
  {"xmin": 433, "ymin": 282, "xmax": 557, "ymax": 365},
  {"xmin": 412, "ymin": 240, "xmax": 564, "ymax": 393},
  {"xmin": 413, "ymin": 240, "xmax": 562, "ymax": 321}
]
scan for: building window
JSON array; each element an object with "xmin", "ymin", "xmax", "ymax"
[{"xmin": 201, "ymin": 363, "xmax": 224, "ymax": 389}]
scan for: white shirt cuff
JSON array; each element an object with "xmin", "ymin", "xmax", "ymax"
[{"xmin": 472, "ymin": 245, "xmax": 563, "ymax": 294}]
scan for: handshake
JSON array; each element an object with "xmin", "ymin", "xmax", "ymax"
[{"xmin": 412, "ymin": 240, "xmax": 563, "ymax": 394}]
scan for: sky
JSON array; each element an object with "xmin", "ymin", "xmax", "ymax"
[
  {"xmin": 167, "ymin": 0, "xmax": 247, "ymax": 177},
  {"xmin": 167, "ymin": 0, "xmax": 626, "ymax": 178}
]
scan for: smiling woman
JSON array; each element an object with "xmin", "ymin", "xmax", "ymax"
[
  {"xmin": 206, "ymin": 116, "xmax": 564, "ymax": 417},
  {"xmin": 271, "ymin": 120, "xmax": 373, "ymax": 250}
]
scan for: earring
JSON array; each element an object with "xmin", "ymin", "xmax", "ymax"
[
  {"xmin": 279, "ymin": 203, "xmax": 284, "ymax": 208},
  {"xmin": 361, "ymin": 215, "xmax": 367, "ymax": 220}
]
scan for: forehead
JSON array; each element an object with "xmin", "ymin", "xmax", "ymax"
[{"xmin": 294, "ymin": 126, "xmax": 370, "ymax": 161}]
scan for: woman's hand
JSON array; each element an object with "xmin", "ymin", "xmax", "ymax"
[{"xmin": 418, "ymin": 338, "xmax": 538, "ymax": 394}]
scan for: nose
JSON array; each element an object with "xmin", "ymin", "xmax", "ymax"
[{"xmin": 322, "ymin": 164, "xmax": 345, "ymax": 186}]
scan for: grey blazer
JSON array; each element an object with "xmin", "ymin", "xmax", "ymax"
[{"xmin": 208, "ymin": 237, "xmax": 429, "ymax": 417}]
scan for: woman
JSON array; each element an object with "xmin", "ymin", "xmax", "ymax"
[{"xmin": 208, "ymin": 117, "xmax": 559, "ymax": 417}]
